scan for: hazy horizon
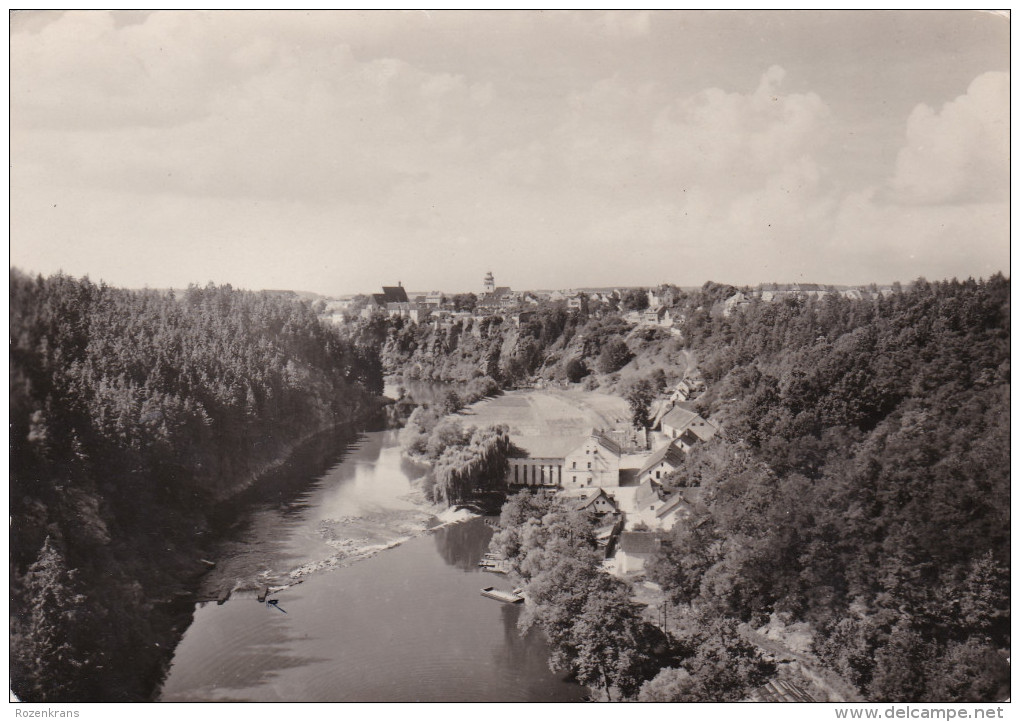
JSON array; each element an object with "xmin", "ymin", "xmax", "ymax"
[
  {"xmin": 12, "ymin": 262, "xmax": 997, "ymax": 299},
  {"xmin": 11, "ymin": 11, "xmax": 1009, "ymax": 296}
]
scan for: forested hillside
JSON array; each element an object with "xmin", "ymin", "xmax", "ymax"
[
  {"xmin": 464, "ymin": 275, "xmax": 1008, "ymax": 702},
  {"xmin": 647, "ymin": 276, "xmax": 1010, "ymax": 702},
  {"xmin": 9, "ymin": 270, "xmax": 383, "ymax": 701}
]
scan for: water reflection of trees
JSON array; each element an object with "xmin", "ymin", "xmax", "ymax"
[
  {"xmin": 494, "ymin": 603, "xmax": 584, "ymax": 700},
  {"xmin": 431, "ymin": 518, "xmax": 491, "ymax": 572}
]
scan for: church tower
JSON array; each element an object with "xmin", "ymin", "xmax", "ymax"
[{"xmin": 483, "ymin": 271, "xmax": 495, "ymax": 294}]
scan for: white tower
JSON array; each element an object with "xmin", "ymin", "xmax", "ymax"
[{"xmin": 483, "ymin": 271, "xmax": 495, "ymax": 294}]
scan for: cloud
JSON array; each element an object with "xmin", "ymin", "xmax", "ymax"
[
  {"xmin": 9, "ymin": 13, "xmax": 1010, "ymax": 292},
  {"xmin": 889, "ymin": 71, "xmax": 1009, "ymax": 205}
]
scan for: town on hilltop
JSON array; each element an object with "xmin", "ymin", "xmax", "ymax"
[{"xmin": 319, "ymin": 272, "xmax": 900, "ymax": 332}]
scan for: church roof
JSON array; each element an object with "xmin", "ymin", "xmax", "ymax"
[{"xmin": 381, "ymin": 285, "xmax": 409, "ymax": 303}]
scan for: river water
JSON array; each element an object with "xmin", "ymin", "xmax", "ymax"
[{"xmin": 158, "ymin": 426, "xmax": 586, "ymax": 702}]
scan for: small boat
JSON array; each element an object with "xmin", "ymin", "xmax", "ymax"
[
  {"xmin": 483, "ymin": 552, "xmax": 501, "ymax": 560},
  {"xmin": 478, "ymin": 560, "xmax": 498, "ymax": 567},
  {"xmin": 480, "ymin": 586, "xmax": 524, "ymax": 604}
]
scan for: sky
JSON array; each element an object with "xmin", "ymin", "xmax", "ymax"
[{"xmin": 9, "ymin": 10, "xmax": 1010, "ymax": 295}]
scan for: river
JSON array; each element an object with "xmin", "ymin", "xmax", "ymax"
[{"xmin": 158, "ymin": 426, "xmax": 586, "ymax": 702}]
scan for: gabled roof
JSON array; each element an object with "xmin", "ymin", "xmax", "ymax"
[
  {"xmin": 638, "ymin": 441, "xmax": 684, "ymax": 477},
  {"xmin": 634, "ymin": 478, "xmax": 664, "ymax": 508},
  {"xmin": 660, "ymin": 406, "xmax": 699, "ymax": 430},
  {"xmin": 575, "ymin": 488, "xmax": 618, "ymax": 512},
  {"xmin": 591, "ymin": 432, "xmax": 622, "ymax": 456},
  {"xmin": 381, "ymin": 285, "xmax": 409, "ymax": 303},
  {"xmin": 681, "ymin": 422, "xmax": 717, "ymax": 443},
  {"xmin": 655, "ymin": 487, "xmax": 705, "ymax": 519},
  {"xmin": 568, "ymin": 431, "xmax": 622, "ymax": 457},
  {"xmin": 661, "ymin": 407, "xmax": 717, "ymax": 441},
  {"xmin": 618, "ymin": 531, "xmax": 660, "ymax": 555}
]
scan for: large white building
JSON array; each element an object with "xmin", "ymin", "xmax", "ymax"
[{"xmin": 507, "ymin": 431, "xmax": 622, "ymax": 489}]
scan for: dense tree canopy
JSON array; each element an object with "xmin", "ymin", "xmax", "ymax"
[
  {"xmin": 647, "ymin": 275, "xmax": 1010, "ymax": 702},
  {"xmin": 10, "ymin": 269, "xmax": 383, "ymax": 701}
]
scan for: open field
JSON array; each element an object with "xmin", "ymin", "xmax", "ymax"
[{"xmin": 456, "ymin": 388, "xmax": 630, "ymax": 458}]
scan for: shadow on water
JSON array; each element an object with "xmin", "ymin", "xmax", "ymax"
[
  {"xmin": 219, "ymin": 426, "xmax": 362, "ymax": 521},
  {"xmin": 195, "ymin": 426, "xmax": 361, "ymax": 598},
  {"xmin": 431, "ymin": 516, "xmax": 493, "ymax": 572}
]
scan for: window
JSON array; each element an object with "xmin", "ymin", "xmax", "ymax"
[
  {"xmin": 572, "ymin": 461, "xmax": 576, "ymax": 469},
  {"xmin": 587, "ymin": 462, "xmax": 591, "ymax": 469},
  {"xmin": 572, "ymin": 475, "xmax": 577, "ymax": 484},
  {"xmin": 656, "ymin": 471, "xmax": 661, "ymax": 479}
]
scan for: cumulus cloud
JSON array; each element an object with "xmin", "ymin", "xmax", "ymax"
[
  {"xmin": 889, "ymin": 71, "xmax": 1009, "ymax": 205},
  {"xmin": 9, "ymin": 12, "xmax": 1010, "ymax": 292}
]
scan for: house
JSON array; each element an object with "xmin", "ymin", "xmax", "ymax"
[
  {"xmin": 615, "ymin": 531, "xmax": 661, "ymax": 574},
  {"xmin": 637, "ymin": 441, "xmax": 684, "ymax": 485},
  {"xmin": 387, "ymin": 302, "xmax": 431, "ymax": 323},
  {"xmin": 634, "ymin": 478, "xmax": 666, "ymax": 512},
  {"xmin": 660, "ymin": 407, "xmax": 718, "ymax": 450},
  {"xmin": 574, "ymin": 488, "xmax": 619, "ymax": 515},
  {"xmin": 477, "ymin": 286, "xmax": 515, "ymax": 314},
  {"xmin": 723, "ymin": 292, "xmax": 751, "ymax": 317},
  {"xmin": 505, "ymin": 431, "xmax": 625, "ymax": 489},
  {"xmin": 567, "ymin": 294, "xmax": 585, "ymax": 311},
  {"xmin": 629, "ymin": 477, "xmax": 669, "ymax": 528},
  {"xmin": 361, "ymin": 283, "xmax": 410, "ymax": 317},
  {"xmin": 669, "ymin": 380, "xmax": 691, "ymax": 402},
  {"xmin": 655, "ymin": 487, "xmax": 706, "ymax": 531},
  {"xmin": 563, "ymin": 432, "xmax": 622, "ymax": 488},
  {"xmin": 641, "ymin": 307, "xmax": 666, "ymax": 325},
  {"xmin": 647, "ymin": 289, "xmax": 662, "ymax": 309}
]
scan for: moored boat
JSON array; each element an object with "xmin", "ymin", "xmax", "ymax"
[{"xmin": 480, "ymin": 586, "xmax": 524, "ymax": 604}]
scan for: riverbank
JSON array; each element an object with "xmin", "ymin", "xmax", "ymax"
[{"xmin": 160, "ymin": 513, "xmax": 587, "ymax": 702}]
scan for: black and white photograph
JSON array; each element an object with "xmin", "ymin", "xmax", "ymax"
[{"xmin": 9, "ymin": 9, "xmax": 1010, "ymax": 711}]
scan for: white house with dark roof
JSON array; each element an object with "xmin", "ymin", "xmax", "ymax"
[
  {"xmin": 574, "ymin": 488, "xmax": 619, "ymax": 515},
  {"xmin": 655, "ymin": 487, "xmax": 706, "ymax": 531},
  {"xmin": 636, "ymin": 440, "xmax": 685, "ymax": 485}
]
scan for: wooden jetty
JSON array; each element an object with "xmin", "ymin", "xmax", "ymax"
[{"xmin": 480, "ymin": 586, "xmax": 524, "ymax": 604}]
